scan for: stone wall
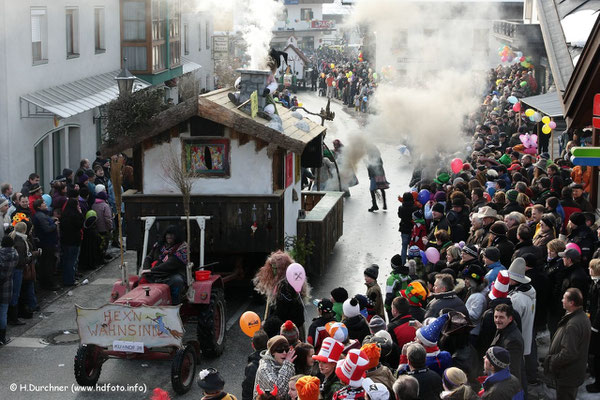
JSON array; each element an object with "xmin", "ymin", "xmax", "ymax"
[{"xmin": 238, "ymin": 69, "xmax": 270, "ymax": 111}]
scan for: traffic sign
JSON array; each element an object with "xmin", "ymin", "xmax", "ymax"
[
  {"xmin": 570, "ymin": 147, "xmax": 600, "ymax": 157},
  {"xmin": 571, "ymin": 156, "xmax": 600, "ymax": 166}
]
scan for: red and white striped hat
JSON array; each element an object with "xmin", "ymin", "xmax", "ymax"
[
  {"xmin": 312, "ymin": 337, "xmax": 345, "ymax": 363},
  {"xmin": 335, "ymin": 349, "xmax": 370, "ymax": 387},
  {"xmin": 489, "ymin": 270, "xmax": 510, "ymax": 300}
]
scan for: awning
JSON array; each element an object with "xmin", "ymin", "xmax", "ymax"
[
  {"xmin": 520, "ymin": 91, "xmax": 564, "ymax": 117},
  {"xmin": 20, "ymin": 71, "xmax": 150, "ymax": 119},
  {"xmin": 182, "ymin": 58, "xmax": 201, "ymax": 75}
]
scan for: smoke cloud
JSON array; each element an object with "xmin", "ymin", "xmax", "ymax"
[{"xmin": 333, "ymin": 0, "xmax": 497, "ymax": 179}]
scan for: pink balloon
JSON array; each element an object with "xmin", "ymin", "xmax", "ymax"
[
  {"xmin": 512, "ymin": 103, "xmax": 521, "ymax": 112},
  {"xmin": 286, "ymin": 263, "xmax": 306, "ymax": 293},
  {"xmin": 548, "ymin": 121, "xmax": 557, "ymax": 129},
  {"xmin": 450, "ymin": 158, "xmax": 463, "ymax": 174},
  {"xmin": 565, "ymin": 243, "xmax": 581, "ymax": 255},
  {"xmin": 424, "ymin": 247, "xmax": 440, "ymax": 264}
]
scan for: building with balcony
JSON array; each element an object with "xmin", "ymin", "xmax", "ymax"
[
  {"xmin": 0, "ymin": 0, "xmax": 201, "ymax": 189},
  {"xmin": 271, "ymin": 0, "xmax": 335, "ymax": 52}
]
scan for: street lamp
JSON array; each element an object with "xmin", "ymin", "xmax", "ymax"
[{"xmin": 115, "ymin": 58, "xmax": 136, "ymax": 97}]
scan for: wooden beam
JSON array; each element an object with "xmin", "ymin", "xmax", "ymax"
[{"xmin": 100, "ymin": 97, "xmax": 198, "ymax": 155}]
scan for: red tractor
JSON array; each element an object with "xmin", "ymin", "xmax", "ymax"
[{"xmin": 74, "ymin": 216, "xmax": 226, "ymax": 394}]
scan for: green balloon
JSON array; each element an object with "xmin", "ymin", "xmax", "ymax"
[{"xmin": 520, "ymin": 81, "xmax": 527, "ymax": 87}]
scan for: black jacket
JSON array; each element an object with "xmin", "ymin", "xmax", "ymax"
[
  {"xmin": 567, "ymin": 225, "xmax": 596, "ymax": 264},
  {"xmin": 242, "ymin": 350, "xmax": 262, "ymax": 400},
  {"xmin": 491, "ymin": 236, "xmax": 515, "ymax": 269},
  {"xmin": 398, "ymin": 202, "xmax": 416, "ymax": 234},
  {"xmin": 490, "ymin": 321, "xmax": 524, "ymax": 383},
  {"xmin": 512, "ymin": 240, "xmax": 542, "ymax": 262},
  {"xmin": 476, "ymin": 298, "xmax": 522, "ymax": 358},
  {"xmin": 399, "ymin": 368, "xmax": 443, "ymax": 400},
  {"xmin": 499, "ymin": 202, "xmax": 524, "ymax": 216},
  {"xmin": 307, "ymin": 314, "xmax": 335, "ymax": 351},
  {"xmin": 59, "ymin": 212, "xmax": 84, "ymax": 246},
  {"xmin": 545, "ymin": 257, "xmax": 565, "ymax": 316},
  {"xmin": 424, "ymin": 291, "xmax": 468, "ymax": 319},
  {"xmin": 560, "ymin": 263, "xmax": 591, "ymax": 305},
  {"xmin": 526, "ymin": 267, "xmax": 549, "ymax": 329}
]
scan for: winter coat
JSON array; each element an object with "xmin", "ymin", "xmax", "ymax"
[
  {"xmin": 532, "ymin": 231, "xmax": 554, "ymax": 257},
  {"xmin": 409, "ymin": 222, "xmax": 427, "ymax": 250},
  {"xmin": 588, "ymin": 278, "xmax": 600, "ymax": 356},
  {"xmin": 385, "ymin": 272, "xmax": 410, "ymax": 313},
  {"xmin": 481, "ymin": 368, "xmax": 524, "ymax": 400},
  {"xmin": 253, "ymin": 351, "xmax": 295, "ymax": 400},
  {"xmin": 32, "ymin": 210, "xmax": 58, "ymax": 248},
  {"xmin": 485, "ymin": 262, "xmax": 506, "ymax": 286},
  {"xmin": 500, "ymin": 202, "xmax": 524, "ymax": 216},
  {"xmin": 320, "ymin": 373, "xmax": 344, "ymax": 400},
  {"xmin": 307, "ymin": 314, "xmax": 336, "ymax": 351},
  {"xmin": 490, "ymin": 236, "xmax": 514, "ymax": 270},
  {"xmin": 508, "ymin": 284, "xmax": 536, "ymax": 356},
  {"xmin": 242, "ymin": 350, "xmax": 262, "ymax": 400},
  {"xmin": 560, "ymin": 263, "xmax": 591, "ymax": 305},
  {"xmin": 0, "ymin": 247, "xmax": 19, "ymax": 304},
  {"xmin": 343, "ymin": 315, "xmax": 370, "ymax": 343},
  {"xmin": 365, "ymin": 364, "xmax": 395, "ymax": 396},
  {"xmin": 399, "ymin": 368, "xmax": 443, "ymax": 400},
  {"xmin": 271, "ymin": 280, "xmax": 305, "ymax": 329},
  {"xmin": 12, "ymin": 234, "xmax": 31, "ymax": 270},
  {"xmin": 424, "ymin": 291, "xmax": 468, "ymax": 319},
  {"xmin": 476, "ymin": 298, "xmax": 523, "ymax": 358},
  {"xmin": 397, "ymin": 202, "xmax": 416, "ymax": 234},
  {"xmin": 59, "ymin": 212, "xmax": 84, "ymax": 246},
  {"xmin": 567, "ymin": 225, "xmax": 595, "ymax": 264},
  {"xmin": 490, "ymin": 321, "xmax": 524, "ymax": 383},
  {"xmin": 511, "ymin": 240, "xmax": 541, "ymax": 263},
  {"xmin": 545, "ymin": 257, "xmax": 565, "ymax": 316},
  {"xmin": 365, "ymin": 281, "xmax": 385, "ymax": 319},
  {"xmin": 387, "ymin": 314, "xmax": 416, "ymax": 349},
  {"xmin": 465, "ymin": 289, "xmax": 488, "ymax": 336},
  {"xmin": 409, "ymin": 305, "xmax": 425, "ymax": 322},
  {"xmin": 333, "ymin": 302, "xmax": 343, "ymax": 322},
  {"xmin": 92, "ymin": 198, "xmax": 112, "ymax": 233},
  {"xmin": 544, "ymin": 308, "xmax": 591, "ymax": 387},
  {"xmin": 526, "ymin": 267, "xmax": 549, "ymax": 329}
]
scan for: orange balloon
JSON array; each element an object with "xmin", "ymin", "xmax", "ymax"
[{"xmin": 239, "ymin": 311, "xmax": 261, "ymax": 337}]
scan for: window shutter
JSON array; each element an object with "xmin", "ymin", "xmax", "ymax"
[{"xmin": 31, "ymin": 15, "xmax": 41, "ymax": 42}]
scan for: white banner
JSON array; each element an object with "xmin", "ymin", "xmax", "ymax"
[{"xmin": 75, "ymin": 304, "xmax": 184, "ymax": 349}]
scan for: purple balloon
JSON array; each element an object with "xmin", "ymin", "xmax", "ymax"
[{"xmin": 417, "ymin": 189, "xmax": 430, "ymax": 205}]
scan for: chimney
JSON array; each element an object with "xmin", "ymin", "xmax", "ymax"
[{"xmin": 237, "ymin": 69, "xmax": 270, "ymax": 111}]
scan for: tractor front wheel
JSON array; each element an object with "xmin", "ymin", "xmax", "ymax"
[
  {"xmin": 171, "ymin": 344, "xmax": 197, "ymax": 394},
  {"xmin": 74, "ymin": 344, "xmax": 103, "ymax": 387}
]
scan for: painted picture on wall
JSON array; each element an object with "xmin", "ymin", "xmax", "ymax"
[{"xmin": 183, "ymin": 138, "xmax": 230, "ymax": 176}]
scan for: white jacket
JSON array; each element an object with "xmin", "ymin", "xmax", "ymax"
[{"xmin": 509, "ymin": 284, "xmax": 536, "ymax": 355}]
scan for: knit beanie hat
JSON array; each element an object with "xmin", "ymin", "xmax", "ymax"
[
  {"xmin": 95, "ymin": 184, "xmax": 106, "ymax": 193},
  {"xmin": 462, "ymin": 244, "xmax": 478, "ymax": 258},
  {"xmin": 569, "ymin": 212, "xmax": 586, "ymax": 226},
  {"xmin": 415, "ymin": 313, "xmax": 449, "ymax": 347},
  {"xmin": 0, "ymin": 199, "xmax": 8, "ymax": 208},
  {"xmin": 364, "ymin": 264, "xmax": 379, "ymax": 279},
  {"xmin": 488, "ymin": 270, "xmax": 510, "ymax": 300},
  {"xmin": 407, "ymin": 245, "xmax": 421, "ymax": 258},
  {"xmin": 266, "ymin": 335, "xmax": 289, "ymax": 355},
  {"xmin": 343, "ymin": 297, "xmax": 361, "ymax": 318},
  {"xmin": 331, "ymin": 287, "xmax": 349, "ymax": 303},
  {"xmin": 197, "ymin": 368, "xmax": 225, "ymax": 392},
  {"xmin": 486, "ymin": 346, "xmax": 510, "ymax": 370},
  {"xmin": 434, "ymin": 191, "xmax": 447, "ymax": 202},
  {"xmin": 401, "ymin": 281, "xmax": 427, "ymax": 306},
  {"xmin": 506, "ymin": 189, "xmax": 518, "ymax": 203},
  {"xmin": 318, "ymin": 298, "xmax": 334, "ymax": 314},
  {"xmin": 432, "ymin": 203, "xmax": 445, "ymax": 214},
  {"xmin": 390, "ymin": 254, "xmax": 403, "ymax": 270},
  {"xmin": 483, "ymin": 246, "xmax": 501, "ymax": 262},
  {"xmin": 296, "ymin": 376, "xmax": 320, "ymax": 400},
  {"xmin": 280, "ymin": 320, "xmax": 300, "ymax": 346},
  {"xmin": 541, "ymin": 214, "xmax": 556, "ymax": 230},
  {"xmin": 368, "ymin": 315, "xmax": 386, "ymax": 334},
  {"xmin": 489, "ymin": 221, "xmax": 508, "ymax": 237},
  {"xmin": 360, "ymin": 343, "xmax": 381, "ymax": 370}
]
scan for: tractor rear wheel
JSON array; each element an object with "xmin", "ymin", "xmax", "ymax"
[
  {"xmin": 74, "ymin": 344, "xmax": 103, "ymax": 387},
  {"xmin": 197, "ymin": 287, "xmax": 226, "ymax": 358}
]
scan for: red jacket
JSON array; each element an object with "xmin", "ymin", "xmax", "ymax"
[
  {"xmin": 387, "ymin": 314, "xmax": 416, "ymax": 350},
  {"xmin": 410, "ymin": 223, "xmax": 427, "ymax": 250}
]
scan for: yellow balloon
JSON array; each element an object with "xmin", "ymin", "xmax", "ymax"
[
  {"xmin": 330, "ymin": 63, "xmax": 335, "ymax": 69},
  {"xmin": 298, "ymin": 103, "xmax": 303, "ymax": 106},
  {"xmin": 542, "ymin": 124, "xmax": 551, "ymax": 134},
  {"xmin": 541, "ymin": 116, "xmax": 550, "ymax": 124},
  {"xmin": 525, "ymin": 109, "xmax": 535, "ymax": 117},
  {"xmin": 239, "ymin": 311, "xmax": 261, "ymax": 337}
]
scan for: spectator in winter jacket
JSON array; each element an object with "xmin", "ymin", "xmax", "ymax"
[
  {"xmin": 91, "ymin": 190, "xmax": 112, "ymax": 259},
  {"xmin": 32, "ymin": 199, "xmax": 60, "ymax": 290},
  {"xmin": 482, "ymin": 247, "xmax": 505, "ymax": 285},
  {"xmin": 481, "ymin": 346, "xmax": 524, "ymax": 400},
  {"xmin": 463, "ymin": 264, "xmax": 489, "ymax": 338},
  {"xmin": 409, "ymin": 210, "xmax": 427, "ymax": 250},
  {"xmin": 487, "ymin": 221, "xmax": 514, "ymax": 269},
  {"xmin": 387, "ymin": 297, "xmax": 417, "ymax": 354},
  {"xmin": 242, "ymin": 330, "xmax": 268, "ymax": 400},
  {"xmin": 566, "ymin": 212, "xmax": 595, "ymax": 265},
  {"xmin": 330, "ymin": 287, "xmax": 348, "ymax": 322},
  {"xmin": 313, "ymin": 337, "xmax": 345, "ymax": 400},
  {"xmin": 364, "ymin": 265, "xmax": 385, "ymax": 320},
  {"xmin": 398, "ymin": 192, "xmax": 416, "ymax": 264},
  {"xmin": 385, "ymin": 254, "xmax": 411, "ymax": 320},
  {"xmin": 544, "ymin": 288, "xmax": 591, "ymax": 400},
  {"xmin": 397, "ymin": 343, "xmax": 443, "ymax": 400},
  {"xmin": 253, "ymin": 335, "xmax": 296, "ymax": 400},
  {"xmin": 490, "ymin": 304, "xmax": 524, "ymax": 384},
  {"xmin": 0, "ymin": 236, "xmax": 19, "ymax": 345},
  {"xmin": 362, "ymin": 343, "xmax": 395, "ymax": 396},
  {"xmin": 558, "ymin": 247, "xmax": 591, "ymax": 306},
  {"xmin": 342, "ymin": 297, "xmax": 371, "ymax": 343},
  {"xmin": 512, "ymin": 224, "xmax": 542, "ymax": 261},
  {"xmin": 545, "ymin": 239, "xmax": 566, "ymax": 336},
  {"xmin": 307, "ymin": 299, "xmax": 336, "ymax": 352},
  {"xmin": 59, "ymin": 198, "xmax": 84, "ymax": 286},
  {"xmin": 424, "ymin": 273, "xmax": 468, "ymax": 319},
  {"xmin": 198, "ymin": 368, "xmax": 238, "ymax": 400},
  {"xmin": 586, "ymin": 260, "xmax": 600, "ymax": 393}
]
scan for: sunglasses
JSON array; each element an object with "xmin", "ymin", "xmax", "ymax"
[{"xmin": 273, "ymin": 347, "xmax": 289, "ymax": 354}]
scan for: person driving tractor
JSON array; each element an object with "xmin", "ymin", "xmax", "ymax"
[{"xmin": 140, "ymin": 225, "xmax": 188, "ymax": 304}]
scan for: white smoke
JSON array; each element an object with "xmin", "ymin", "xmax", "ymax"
[{"xmin": 240, "ymin": 0, "xmax": 284, "ymax": 69}]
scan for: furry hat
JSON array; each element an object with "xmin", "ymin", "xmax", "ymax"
[{"xmin": 360, "ymin": 343, "xmax": 381, "ymax": 370}]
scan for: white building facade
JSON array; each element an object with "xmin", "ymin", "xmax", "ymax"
[
  {"xmin": 181, "ymin": 8, "xmax": 214, "ymax": 92},
  {"xmin": 272, "ymin": 0, "xmax": 336, "ymax": 51}
]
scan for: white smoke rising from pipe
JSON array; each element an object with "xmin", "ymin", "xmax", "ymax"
[{"xmin": 240, "ymin": 0, "xmax": 284, "ymax": 69}]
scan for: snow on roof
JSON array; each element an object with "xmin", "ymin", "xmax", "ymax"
[{"xmin": 562, "ymin": 9, "xmax": 599, "ymax": 47}]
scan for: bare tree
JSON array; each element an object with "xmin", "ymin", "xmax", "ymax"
[{"xmin": 161, "ymin": 142, "xmax": 197, "ymax": 260}]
